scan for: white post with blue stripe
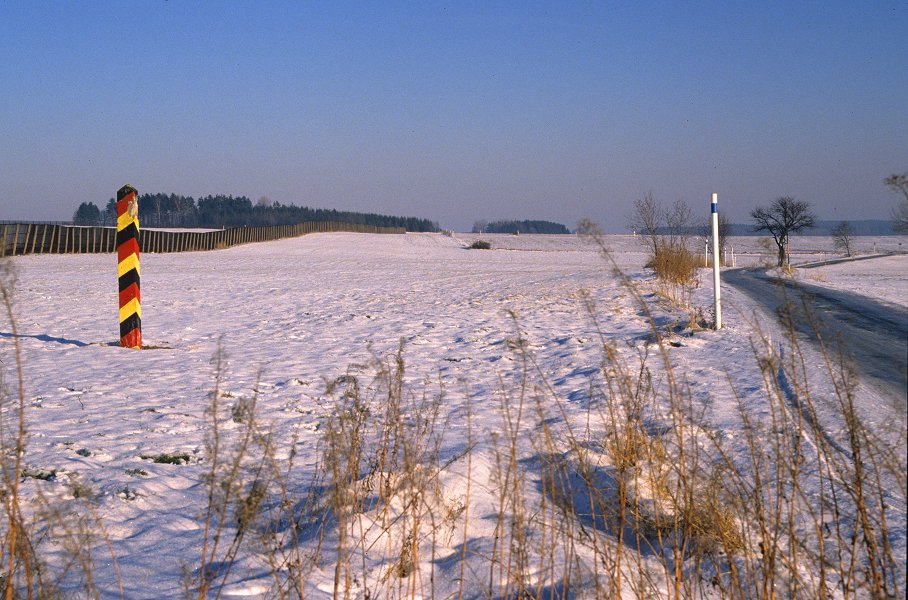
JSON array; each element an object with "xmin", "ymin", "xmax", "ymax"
[{"xmin": 711, "ymin": 192, "xmax": 722, "ymax": 329}]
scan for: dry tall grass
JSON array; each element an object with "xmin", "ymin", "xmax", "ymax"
[
  {"xmin": 647, "ymin": 242, "xmax": 700, "ymax": 288},
  {"xmin": 638, "ymin": 229, "xmax": 704, "ymax": 316},
  {"xmin": 0, "ymin": 237, "xmax": 905, "ymax": 599},
  {"xmin": 0, "ymin": 262, "xmax": 123, "ymax": 599}
]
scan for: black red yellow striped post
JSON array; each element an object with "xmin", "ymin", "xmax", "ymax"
[{"xmin": 116, "ymin": 185, "xmax": 142, "ymax": 348}]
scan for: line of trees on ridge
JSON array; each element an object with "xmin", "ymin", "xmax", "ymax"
[
  {"xmin": 72, "ymin": 194, "xmax": 438, "ymax": 232},
  {"xmin": 627, "ymin": 171, "xmax": 907, "ymax": 268},
  {"xmin": 472, "ymin": 219, "xmax": 570, "ymax": 234}
]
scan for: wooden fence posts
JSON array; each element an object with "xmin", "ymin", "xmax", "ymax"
[{"xmin": 0, "ymin": 220, "xmax": 404, "ymax": 256}]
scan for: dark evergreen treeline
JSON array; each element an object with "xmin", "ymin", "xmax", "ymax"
[
  {"xmin": 472, "ymin": 219, "xmax": 570, "ymax": 234},
  {"xmin": 72, "ymin": 194, "xmax": 438, "ymax": 232}
]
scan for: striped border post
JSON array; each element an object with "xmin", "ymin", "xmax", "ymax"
[{"xmin": 116, "ymin": 185, "xmax": 142, "ymax": 348}]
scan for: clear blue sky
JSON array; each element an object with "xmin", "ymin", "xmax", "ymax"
[{"xmin": 2, "ymin": 1, "xmax": 906, "ymax": 231}]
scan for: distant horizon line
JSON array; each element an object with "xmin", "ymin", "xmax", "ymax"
[{"xmin": 1, "ymin": 217, "xmax": 903, "ymax": 237}]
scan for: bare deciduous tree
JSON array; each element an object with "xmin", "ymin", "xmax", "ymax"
[
  {"xmin": 885, "ymin": 172, "xmax": 908, "ymax": 201},
  {"xmin": 751, "ymin": 196, "xmax": 816, "ymax": 267},
  {"xmin": 886, "ymin": 173, "xmax": 908, "ymax": 234},
  {"xmin": 892, "ymin": 202, "xmax": 908, "ymax": 234},
  {"xmin": 628, "ymin": 191, "xmax": 662, "ymax": 257},
  {"xmin": 717, "ymin": 212, "xmax": 731, "ymax": 260},
  {"xmin": 665, "ymin": 199, "xmax": 693, "ymax": 251},
  {"xmin": 831, "ymin": 221, "xmax": 855, "ymax": 257}
]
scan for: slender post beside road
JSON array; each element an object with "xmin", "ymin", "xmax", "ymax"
[
  {"xmin": 117, "ymin": 185, "xmax": 142, "ymax": 348},
  {"xmin": 711, "ymin": 192, "xmax": 722, "ymax": 329}
]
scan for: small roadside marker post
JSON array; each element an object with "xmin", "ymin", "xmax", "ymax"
[
  {"xmin": 116, "ymin": 185, "xmax": 142, "ymax": 348},
  {"xmin": 711, "ymin": 193, "xmax": 722, "ymax": 329}
]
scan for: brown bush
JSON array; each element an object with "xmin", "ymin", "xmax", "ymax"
[{"xmin": 646, "ymin": 242, "xmax": 700, "ymax": 286}]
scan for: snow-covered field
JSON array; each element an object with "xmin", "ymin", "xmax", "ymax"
[
  {"xmin": 793, "ymin": 254, "xmax": 908, "ymax": 308},
  {"xmin": 2, "ymin": 232, "xmax": 905, "ymax": 598}
]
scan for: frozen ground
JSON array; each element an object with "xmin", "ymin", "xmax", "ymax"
[
  {"xmin": 2, "ymin": 232, "xmax": 905, "ymax": 598},
  {"xmin": 459, "ymin": 232, "xmax": 908, "ymax": 268},
  {"xmin": 793, "ymin": 254, "xmax": 908, "ymax": 308}
]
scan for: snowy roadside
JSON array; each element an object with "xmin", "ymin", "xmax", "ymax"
[{"xmin": 790, "ymin": 253, "xmax": 908, "ymax": 309}]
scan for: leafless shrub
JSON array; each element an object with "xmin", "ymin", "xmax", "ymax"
[
  {"xmin": 628, "ymin": 191, "xmax": 663, "ymax": 257},
  {"xmin": 627, "ymin": 197, "xmax": 700, "ymax": 308},
  {"xmin": 831, "ymin": 221, "xmax": 855, "ymax": 257},
  {"xmin": 885, "ymin": 172, "xmax": 908, "ymax": 234}
]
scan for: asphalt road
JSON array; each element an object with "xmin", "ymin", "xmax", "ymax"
[{"xmin": 724, "ymin": 266, "xmax": 908, "ymax": 406}]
